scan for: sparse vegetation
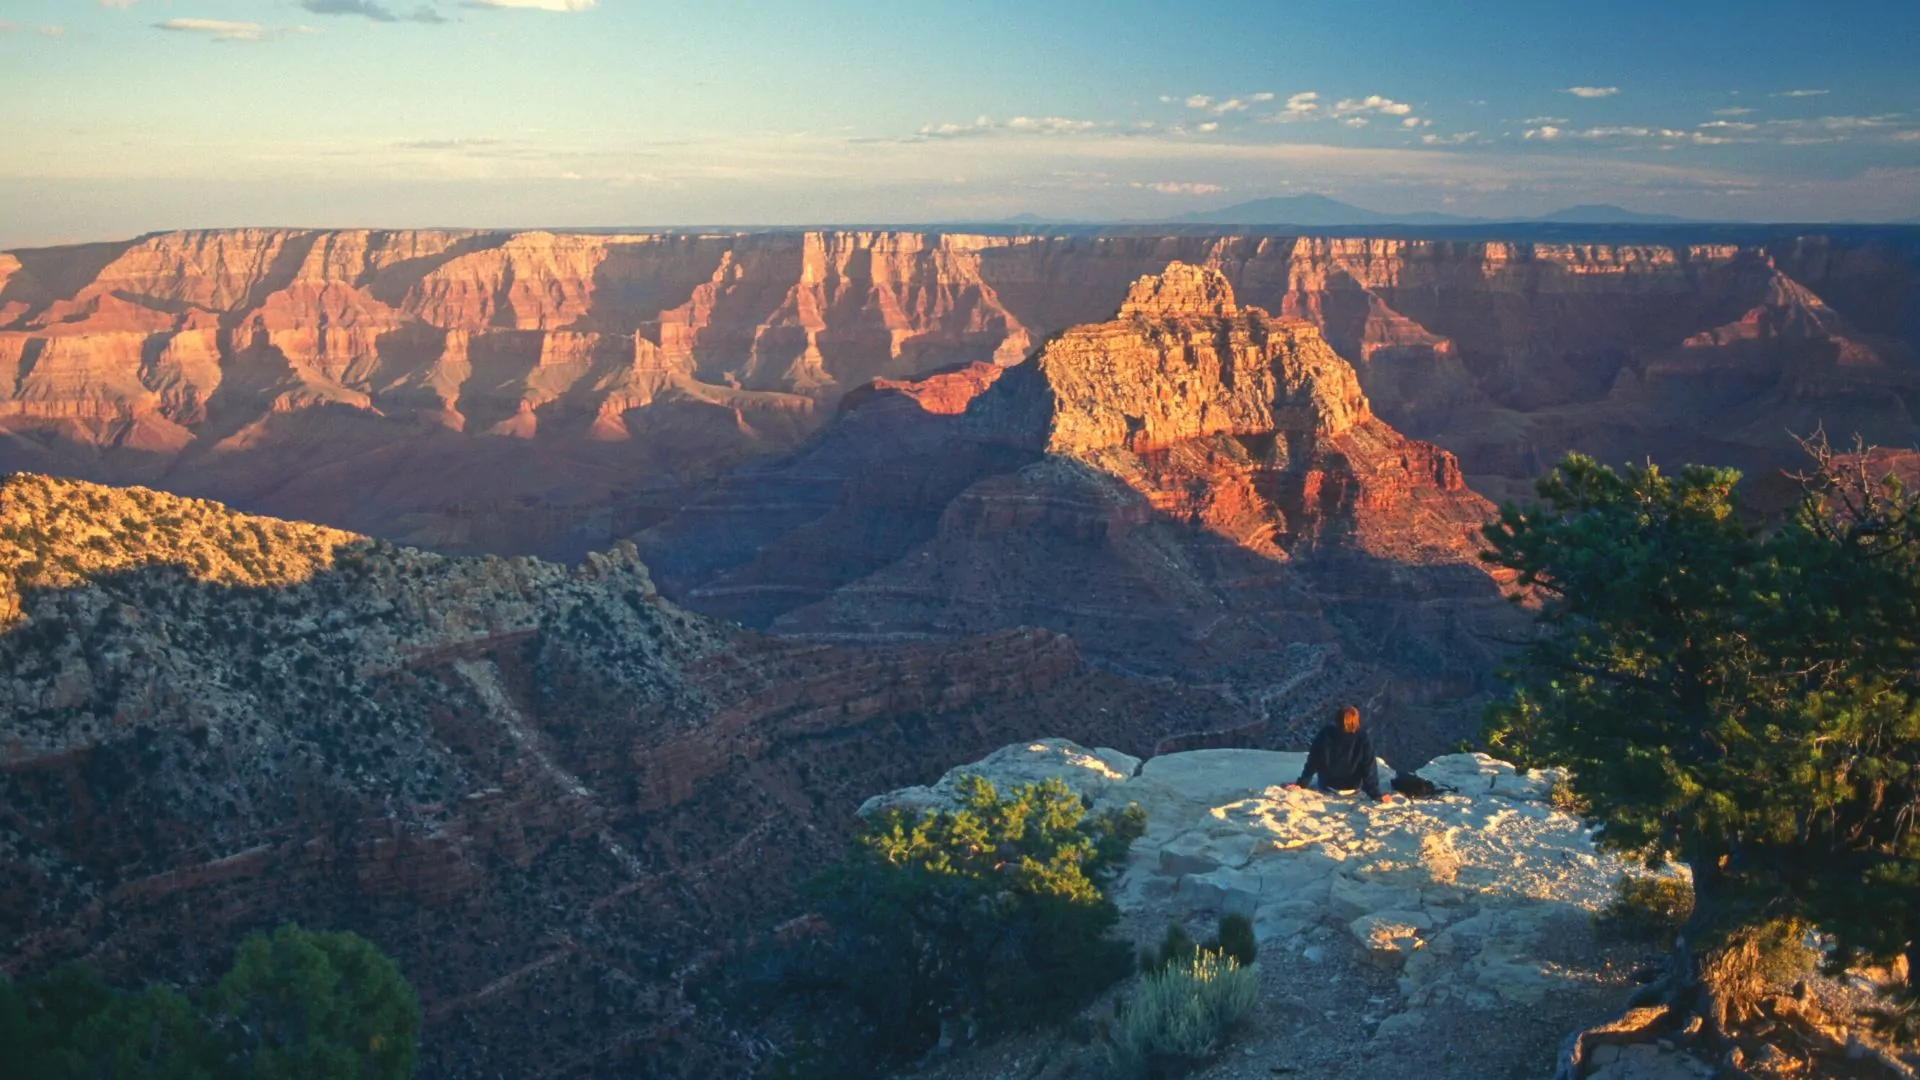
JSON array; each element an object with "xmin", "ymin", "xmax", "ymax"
[
  {"xmin": 0, "ymin": 924, "xmax": 419, "ymax": 1080},
  {"xmin": 0, "ymin": 473, "xmax": 359, "ymax": 625},
  {"xmin": 1142, "ymin": 914, "xmax": 1257, "ymax": 974},
  {"xmin": 1108, "ymin": 948, "xmax": 1259, "ymax": 1079}
]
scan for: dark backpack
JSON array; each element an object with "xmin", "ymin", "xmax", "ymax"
[{"xmin": 1391, "ymin": 773, "xmax": 1452, "ymax": 799}]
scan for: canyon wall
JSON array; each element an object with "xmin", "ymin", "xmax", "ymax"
[
  {"xmin": 638, "ymin": 265, "xmax": 1519, "ymax": 765},
  {"xmin": 0, "ymin": 474, "xmax": 1253, "ymax": 1078},
  {"xmin": 3, "ymin": 228, "xmax": 1915, "ymax": 554}
]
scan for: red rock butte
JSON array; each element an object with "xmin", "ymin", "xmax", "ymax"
[{"xmin": 635, "ymin": 261, "xmax": 1516, "ymax": 765}]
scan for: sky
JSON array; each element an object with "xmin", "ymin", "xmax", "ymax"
[{"xmin": 0, "ymin": 0, "xmax": 1917, "ymax": 246}]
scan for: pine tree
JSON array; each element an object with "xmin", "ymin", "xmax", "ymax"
[{"xmin": 1483, "ymin": 444, "xmax": 1920, "ymax": 1060}]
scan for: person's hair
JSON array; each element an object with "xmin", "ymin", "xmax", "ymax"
[{"xmin": 1336, "ymin": 705, "xmax": 1361, "ymax": 734}]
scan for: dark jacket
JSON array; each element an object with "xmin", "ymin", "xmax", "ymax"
[{"xmin": 1297, "ymin": 724, "xmax": 1382, "ymax": 799}]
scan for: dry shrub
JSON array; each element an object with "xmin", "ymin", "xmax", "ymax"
[{"xmin": 1108, "ymin": 949, "xmax": 1259, "ymax": 1079}]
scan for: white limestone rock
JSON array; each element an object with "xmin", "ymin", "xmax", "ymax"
[
  {"xmin": 856, "ymin": 737, "xmax": 1140, "ymax": 818},
  {"xmin": 1417, "ymin": 752, "xmax": 1567, "ymax": 802},
  {"xmin": 864, "ymin": 738, "xmax": 1684, "ymax": 1014}
]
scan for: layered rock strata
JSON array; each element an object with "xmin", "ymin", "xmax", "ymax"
[
  {"xmin": 0, "ymin": 476, "xmax": 1256, "ymax": 1079},
  {"xmin": 640, "ymin": 264, "xmax": 1515, "ymax": 759},
  {"xmin": 2, "ymin": 228, "xmax": 1915, "ymax": 554}
]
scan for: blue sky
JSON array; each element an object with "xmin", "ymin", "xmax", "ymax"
[{"xmin": 0, "ymin": 0, "xmax": 1916, "ymax": 245}]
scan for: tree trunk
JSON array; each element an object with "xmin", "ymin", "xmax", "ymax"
[{"xmin": 1556, "ymin": 858, "xmax": 1766, "ymax": 1079}]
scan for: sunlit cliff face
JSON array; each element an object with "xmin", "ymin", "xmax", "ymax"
[{"xmin": 0, "ymin": 228, "xmax": 1912, "ymax": 559}]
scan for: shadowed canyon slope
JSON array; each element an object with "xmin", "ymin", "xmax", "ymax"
[
  {"xmin": 638, "ymin": 264, "xmax": 1518, "ymax": 762},
  {"xmin": 0, "ymin": 473, "xmax": 1256, "ymax": 1078},
  {"xmin": 3, "ymin": 228, "xmax": 1917, "ymax": 553}
]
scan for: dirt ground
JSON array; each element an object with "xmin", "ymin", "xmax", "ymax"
[{"xmin": 918, "ymin": 904, "xmax": 1653, "ymax": 1080}]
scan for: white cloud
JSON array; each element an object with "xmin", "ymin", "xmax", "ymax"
[
  {"xmin": 302, "ymin": 0, "xmax": 453, "ymax": 23},
  {"xmin": 1272, "ymin": 91, "xmax": 1319, "ymax": 121},
  {"xmin": 1401, "ymin": 117, "xmax": 1423, "ymax": 128},
  {"xmin": 1527, "ymin": 125, "xmax": 1730, "ymax": 144},
  {"xmin": 1699, "ymin": 120, "xmax": 1757, "ymax": 132},
  {"xmin": 37, "ymin": 24, "xmax": 63, "ymax": 36},
  {"xmin": 1772, "ymin": 89, "xmax": 1828, "ymax": 98},
  {"xmin": 1007, "ymin": 116, "xmax": 1101, "ymax": 135},
  {"xmin": 1809, "ymin": 114, "xmax": 1898, "ymax": 130},
  {"xmin": 1186, "ymin": 92, "xmax": 1274, "ymax": 115},
  {"xmin": 1589, "ymin": 126, "xmax": 1686, "ymax": 139},
  {"xmin": 1713, "ymin": 107, "xmax": 1754, "ymax": 117},
  {"xmin": 464, "ymin": 0, "xmax": 593, "ymax": 10},
  {"xmin": 1342, "ymin": 117, "xmax": 1370, "ymax": 128},
  {"xmin": 1755, "ymin": 114, "xmax": 1906, "ymax": 143},
  {"xmin": 98, "ymin": 0, "xmax": 137, "ymax": 7},
  {"xmin": 154, "ymin": 17, "xmax": 268, "ymax": 40},
  {"xmin": 1132, "ymin": 181, "xmax": 1226, "ymax": 195},
  {"xmin": 1196, "ymin": 121, "xmax": 1219, "ymax": 133},
  {"xmin": 918, "ymin": 116, "xmax": 995, "ymax": 138},
  {"xmin": 917, "ymin": 116, "xmax": 1105, "ymax": 139},
  {"xmin": 1562, "ymin": 86, "xmax": 1619, "ymax": 98},
  {"xmin": 1520, "ymin": 116, "xmax": 1568, "ymax": 125},
  {"xmin": 1422, "ymin": 132, "xmax": 1480, "ymax": 146},
  {"xmin": 1334, "ymin": 95, "xmax": 1412, "ymax": 117}
]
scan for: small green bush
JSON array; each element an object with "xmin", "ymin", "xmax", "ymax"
[
  {"xmin": 1108, "ymin": 949, "xmax": 1259, "ymax": 1079},
  {"xmin": 1750, "ymin": 917, "xmax": 1818, "ymax": 987},
  {"xmin": 1213, "ymin": 914, "xmax": 1257, "ymax": 969},
  {"xmin": 1142, "ymin": 915, "xmax": 1255, "ymax": 975},
  {"xmin": 796, "ymin": 775, "xmax": 1146, "ymax": 1067},
  {"xmin": 1141, "ymin": 923, "xmax": 1197, "ymax": 975},
  {"xmin": 1598, "ymin": 874, "xmax": 1694, "ymax": 944}
]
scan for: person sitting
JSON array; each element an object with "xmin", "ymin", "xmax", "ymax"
[{"xmin": 1286, "ymin": 704, "xmax": 1393, "ymax": 803}]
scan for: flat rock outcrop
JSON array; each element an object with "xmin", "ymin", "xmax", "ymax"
[{"xmin": 870, "ymin": 739, "xmax": 1681, "ymax": 1037}]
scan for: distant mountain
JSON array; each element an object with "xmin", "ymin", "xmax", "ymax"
[
  {"xmin": 1175, "ymin": 194, "xmax": 1485, "ymax": 226},
  {"xmin": 1174, "ymin": 194, "xmax": 1697, "ymax": 227},
  {"xmin": 1530, "ymin": 204, "xmax": 1690, "ymax": 224}
]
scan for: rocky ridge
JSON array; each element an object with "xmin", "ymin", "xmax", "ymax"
[
  {"xmin": 0, "ymin": 475, "xmax": 1262, "ymax": 1078},
  {"xmin": 2, "ymin": 228, "xmax": 1914, "ymax": 555}
]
